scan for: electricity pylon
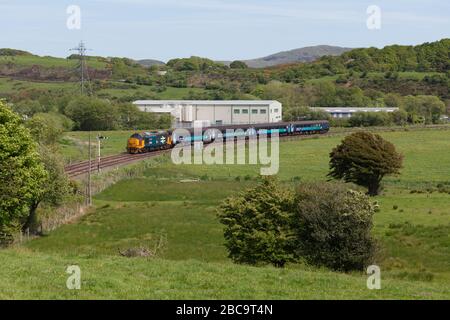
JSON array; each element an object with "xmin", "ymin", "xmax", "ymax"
[{"xmin": 70, "ymin": 41, "xmax": 92, "ymax": 95}]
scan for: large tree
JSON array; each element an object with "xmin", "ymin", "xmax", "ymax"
[
  {"xmin": 0, "ymin": 101, "xmax": 47, "ymax": 242},
  {"xmin": 65, "ymin": 96, "xmax": 119, "ymax": 131},
  {"xmin": 22, "ymin": 145, "xmax": 72, "ymax": 234},
  {"xmin": 328, "ymin": 132, "xmax": 403, "ymax": 196}
]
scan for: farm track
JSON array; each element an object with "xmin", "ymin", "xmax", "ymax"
[{"xmin": 64, "ymin": 124, "xmax": 450, "ymax": 179}]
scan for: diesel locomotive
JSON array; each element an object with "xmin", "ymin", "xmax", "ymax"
[{"xmin": 127, "ymin": 120, "xmax": 330, "ymax": 154}]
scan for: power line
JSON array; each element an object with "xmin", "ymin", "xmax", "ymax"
[{"xmin": 70, "ymin": 41, "xmax": 93, "ymax": 95}]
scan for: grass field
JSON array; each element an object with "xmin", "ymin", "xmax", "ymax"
[
  {"xmin": 0, "ymin": 54, "xmax": 108, "ymax": 70},
  {"xmin": 60, "ymin": 130, "xmax": 134, "ymax": 164},
  {"xmin": 1, "ymin": 127, "xmax": 449, "ymax": 299},
  {"xmin": 0, "ymin": 77, "xmax": 78, "ymax": 95}
]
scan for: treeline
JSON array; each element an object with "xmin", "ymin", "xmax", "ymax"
[
  {"xmin": 10, "ymin": 94, "xmax": 172, "ymax": 131},
  {"xmin": 273, "ymin": 39, "xmax": 450, "ymax": 82},
  {"xmin": 257, "ymin": 81, "xmax": 447, "ymax": 125}
]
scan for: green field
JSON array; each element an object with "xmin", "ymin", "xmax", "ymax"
[
  {"xmin": 0, "ymin": 77, "xmax": 78, "ymax": 95},
  {"xmin": 60, "ymin": 130, "xmax": 135, "ymax": 164},
  {"xmin": 1, "ymin": 128, "xmax": 449, "ymax": 299},
  {"xmin": 0, "ymin": 54, "xmax": 108, "ymax": 70}
]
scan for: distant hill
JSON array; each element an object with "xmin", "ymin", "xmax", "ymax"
[
  {"xmin": 136, "ymin": 59, "xmax": 165, "ymax": 67},
  {"xmin": 221, "ymin": 45, "xmax": 352, "ymax": 68}
]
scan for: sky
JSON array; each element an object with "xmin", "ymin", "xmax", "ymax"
[{"xmin": 0, "ymin": 0, "xmax": 449, "ymax": 61}]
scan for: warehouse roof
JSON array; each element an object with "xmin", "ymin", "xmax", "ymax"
[{"xmin": 133, "ymin": 100, "xmax": 281, "ymax": 106}]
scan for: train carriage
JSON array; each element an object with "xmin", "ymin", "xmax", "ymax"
[{"xmin": 127, "ymin": 120, "xmax": 330, "ymax": 154}]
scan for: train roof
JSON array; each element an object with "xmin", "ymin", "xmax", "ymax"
[{"xmin": 178, "ymin": 120, "xmax": 329, "ymax": 132}]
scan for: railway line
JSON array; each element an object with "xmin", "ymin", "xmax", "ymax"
[
  {"xmin": 64, "ymin": 132, "xmax": 328, "ymax": 178},
  {"xmin": 65, "ymin": 123, "xmax": 450, "ymax": 179},
  {"xmin": 65, "ymin": 150, "xmax": 170, "ymax": 178}
]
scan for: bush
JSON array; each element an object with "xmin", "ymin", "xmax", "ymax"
[
  {"xmin": 230, "ymin": 60, "xmax": 248, "ymax": 69},
  {"xmin": 217, "ymin": 178, "xmax": 295, "ymax": 267},
  {"xmin": 348, "ymin": 111, "xmax": 392, "ymax": 127},
  {"xmin": 292, "ymin": 183, "xmax": 377, "ymax": 271}
]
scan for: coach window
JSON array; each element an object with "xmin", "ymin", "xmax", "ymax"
[
  {"xmin": 252, "ymin": 109, "xmax": 258, "ymax": 114},
  {"xmin": 234, "ymin": 109, "xmax": 240, "ymax": 114},
  {"xmin": 260, "ymin": 109, "xmax": 267, "ymax": 114},
  {"xmin": 274, "ymin": 108, "xmax": 279, "ymax": 113},
  {"xmin": 242, "ymin": 109, "xmax": 249, "ymax": 114}
]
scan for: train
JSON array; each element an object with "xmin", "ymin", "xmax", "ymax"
[{"xmin": 127, "ymin": 120, "xmax": 330, "ymax": 154}]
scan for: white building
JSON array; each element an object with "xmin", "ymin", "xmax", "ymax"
[
  {"xmin": 133, "ymin": 100, "xmax": 282, "ymax": 126},
  {"xmin": 314, "ymin": 107, "xmax": 399, "ymax": 119}
]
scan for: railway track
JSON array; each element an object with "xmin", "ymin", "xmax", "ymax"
[
  {"xmin": 64, "ymin": 133, "xmax": 327, "ymax": 178},
  {"xmin": 65, "ymin": 150, "xmax": 170, "ymax": 178},
  {"xmin": 65, "ymin": 124, "xmax": 450, "ymax": 178}
]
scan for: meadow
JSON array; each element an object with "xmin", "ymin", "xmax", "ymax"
[{"xmin": 1, "ymin": 127, "xmax": 449, "ymax": 299}]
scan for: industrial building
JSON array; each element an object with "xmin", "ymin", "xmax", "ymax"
[
  {"xmin": 133, "ymin": 100, "xmax": 282, "ymax": 126},
  {"xmin": 314, "ymin": 107, "xmax": 399, "ymax": 118}
]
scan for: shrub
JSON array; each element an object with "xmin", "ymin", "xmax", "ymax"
[
  {"xmin": 217, "ymin": 178, "xmax": 295, "ymax": 267},
  {"xmin": 348, "ymin": 111, "xmax": 392, "ymax": 127},
  {"xmin": 292, "ymin": 182, "xmax": 377, "ymax": 271}
]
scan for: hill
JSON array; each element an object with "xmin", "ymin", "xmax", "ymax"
[
  {"xmin": 0, "ymin": 39, "xmax": 448, "ymax": 111},
  {"xmin": 221, "ymin": 45, "xmax": 352, "ymax": 68}
]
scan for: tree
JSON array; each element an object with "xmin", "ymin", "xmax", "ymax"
[
  {"xmin": 292, "ymin": 182, "xmax": 377, "ymax": 271},
  {"xmin": 230, "ymin": 60, "xmax": 248, "ymax": 69},
  {"xmin": 217, "ymin": 178, "xmax": 295, "ymax": 267},
  {"xmin": 403, "ymin": 95, "xmax": 446, "ymax": 124},
  {"xmin": 23, "ymin": 113, "xmax": 73, "ymax": 234},
  {"xmin": 384, "ymin": 93, "xmax": 404, "ymax": 109},
  {"xmin": 390, "ymin": 109, "xmax": 409, "ymax": 125},
  {"xmin": 328, "ymin": 132, "xmax": 403, "ymax": 196},
  {"xmin": 22, "ymin": 145, "xmax": 72, "ymax": 234},
  {"xmin": 11, "ymin": 99, "xmax": 45, "ymax": 117},
  {"xmin": 65, "ymin": 96, "xmax": 119, "ymax": 130},
  {"xmin": 25, "ymin": 112, "xmax": 73, "ymax": 145},
  {"xmin": 0, "ymin": 101, "xmax": 47, "ymax": 242}
]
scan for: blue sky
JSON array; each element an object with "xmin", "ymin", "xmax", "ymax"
[{"xmin": 0, "ymin": 0, "xmax": 448, "ymax": 61}]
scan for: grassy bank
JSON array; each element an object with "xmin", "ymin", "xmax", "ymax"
[{"xmin": 1, "ymin": 249, "xmax": 448, "ymax": 299}]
